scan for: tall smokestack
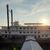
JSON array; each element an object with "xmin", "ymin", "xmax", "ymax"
[
  {"xmin": 11, "ymin": 9, "xmax": 13, "ymax": 26},
  {"xmin": 6, "ymin": 4, "xmax": 9, "ymax": 30}
]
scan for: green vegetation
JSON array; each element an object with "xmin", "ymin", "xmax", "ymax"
[{"xmin": 13, "ymin": 48, "xmax": 16, "ymax": 50}]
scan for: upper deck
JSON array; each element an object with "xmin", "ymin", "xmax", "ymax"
[{"xmin": 0, "ymin": 25, "xmax": 50, "ymax": 39}]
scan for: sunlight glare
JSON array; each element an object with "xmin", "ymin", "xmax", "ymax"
[{"xmin": 40, "ymin": 18, "xmax": 48, "ymax": 25}]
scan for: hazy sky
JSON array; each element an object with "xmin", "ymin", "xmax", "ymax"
[{"xmin": 0, "ymin": 0, "xmax": 50, "ymax": 26}]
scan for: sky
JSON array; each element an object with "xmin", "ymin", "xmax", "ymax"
[{"xmin": 0, "ymin": 0, "xmax": 50, "ymax": 26}]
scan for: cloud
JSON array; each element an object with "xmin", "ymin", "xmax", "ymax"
[
  {"xmin": 0, "ymin": 0, "xmax": 24, "ymax": 5},
  {"xmin": 15, "ymin": 9, "xmax": 29, "ymax": 16},
  {"xmin": 0, "ymin": 0, "xmax": 50, "ymax": 25},
  {"xmin": 23, "ymin": 0, "xmax": 50, "ymax": 17},
  {"xmin": 32, "ymin": 0, "xmax": 50, "ymax": 13},
  {"xmin": 15, "ymin": 0, "xmax": 50, "ymax": 25},
  {"xmin": 13, "ymin": 0, "xmax": 50, "ymax": 17},
  {"xmin": 0, "ymin": 0, "xmax": 25, "ymax": 16},
  {"xmin": 29, "ymin": 0, "xmax": 50, "ymax": 24}
]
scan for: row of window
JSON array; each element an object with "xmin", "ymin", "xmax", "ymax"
[
  {"xmin": 4, "ymin": 30, "xmax": 39, "ymax": 33},
  {"xmin": 1, "ymin": 31, "xmax": 41, "ymax": 34},
  {"xmin": 16, "ymin": 27, "xmax": 37, "ymax": 30},
  {"xmin": 1, "ymin": 34, "xmax": 49, "ymax": 39},
  {"xmin": 19, "ymin": 31, "xmax": 40, "ymax": 34},
  {"xmin": 19, "ymin": 31, "xmax": 40, "ymax": 33},
  {"xmin": 0, "ymin": 32, "xmax": 49, "ymax": 38},
  {"xmin": 0, "ymin": 31, "xmax": 49, "ymax": 37},
  {"xmin": 16, "ymin": 27, "xmax": 50, "ymax": 30},
  {"xmin": 35, "ymin": 35, "xmax": 48, "ymax": 38}
]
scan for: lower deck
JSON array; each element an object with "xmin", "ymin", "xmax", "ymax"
[{"xmin": 0, "ymin": 35, "xmax": 50, "ymax": 50}]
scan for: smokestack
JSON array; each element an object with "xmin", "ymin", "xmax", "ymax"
[
  {"xmin": 11, "ymin": 9, "xmax": 13, "ymax": 26},
  {"xmin": 6, "ymin": 4, "xmax": 9, "ymax": 30}
]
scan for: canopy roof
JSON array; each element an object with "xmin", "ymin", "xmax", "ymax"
[{"xmin": 21, "ymin": 36, "xmax": 43, "ymax": 50}]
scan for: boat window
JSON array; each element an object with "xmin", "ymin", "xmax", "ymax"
[
  {"xmin": 5, "ymin": 31, "xmax": 7, "ymax": 33},
  {"xmin": 31, "ymin": 27, "xmax": 33, "ymax": 29},
  {"xmin": 23, "ymin": 32, "xmax": 25, "ymax": 33},
  {"xmin": 42, "ymin": 35, "xmax": 44, "ymax": 37},
  {"xmin": 34, "ymin": 31, "xmax": 36, "ymax": 33},
  {"xmin": 20, "ymin": 32, "xmax": 22, "ymax": 33},
  {"xmin": 34, "ymin": 27, "xmax": 37, "ymax": 29},
  {"xmin": 27, "ymin": 32, "xmax": 29, "ymax": 33},
  {"xmin": 34, "ymin": 36, "xmax": 36, "ymax": 38},
  {"xmin": 31, "ymin": 32, "xmax": 33, "ymax": 33},
  {"xmin": 27, "ymin": 27, "xmax": 29, "ymax": 29},
  {"xmin": 5, "ymin": 35, "xmax": 7, "ymax": 38},
  {"xmin": 48, "ymin": 27, "xmax": 50, "ymax": 29},
  {"xmin": 38, "ymin": 31, "xmax": 40, "ymax": 33},
  {"xmin": 23, "ymin": 27, "xmax": 26, "ymax": 29},
  {"xmin": 45, "ymin": 35, "xmax": 48, "ymax": 37},
  {"xmin": 20, "ymin": 27, "xmax": 22, "ymax": 29},
  {"xmin": 38, "ymin": 35, "xmax": 40, "ymax": 38}
]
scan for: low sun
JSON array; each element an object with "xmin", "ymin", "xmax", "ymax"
[
  {"xmin": 40, "ymin": 18, "xmax": 48, "ymax": 25},
  {"xmin": 41, "ymin": 19, "xmax": 47, "ymax": 24}
]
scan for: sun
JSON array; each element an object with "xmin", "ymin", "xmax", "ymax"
[
  {"xmin": 40, "ymin": 18, "xmax": 48, "ymax": 25},
  {"xmin": 41, "ymin": 19, "xmax": 47, "ymax": 24}
]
